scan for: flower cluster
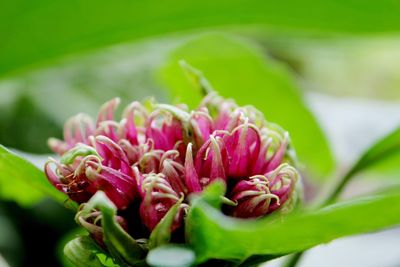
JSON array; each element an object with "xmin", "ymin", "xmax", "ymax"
[{"xmin": 45, "ymin": 93, "xmax": 299, "ymax": 233}]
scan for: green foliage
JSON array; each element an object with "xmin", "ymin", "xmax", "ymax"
[
  {"xmin": 346, "ymin": 126, "xmax": 400, "ymax": 177},
  {"xmin": 64, "ymin": 236, "xmax": 105, "ymax": 267},
  {"xmin": 285, "ymin": 126, "xmax": 400, "ymax": 267},
  {"xmin": 160, "ymin": 34, "xmax": 335, "ymax": 178},
  {"xmin": 2, "ymin": 1, "xmax": 400, "ymax": 78},
  {"xmin": 63, "ymin": 234, "xmax": 123, "ymax": 267},
  {"xmin": 186, "ymin": 182, "xmax": 400, "ymax": 263},
  {"xmin": 326, "ymin": 126, "xmax": 400, "ymax": 203},
  {"xmin": 2, "ymin": 1, "xmax": 400, "ymax": 266},
  {"xmin": 0, "ymin": 145, "xmax": 65, "ymax": 206}
]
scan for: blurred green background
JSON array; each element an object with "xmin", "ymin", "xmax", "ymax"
[{"xmin": 1, "ymin": 1, "xmax": 400, "ymax": 266}]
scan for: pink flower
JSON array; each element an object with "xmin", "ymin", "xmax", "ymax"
[
  {"xmin": 45, "ymin": 141, "xmax": 137, "ymax": 209},
  {"xmin": 45, "ymin": 92, "xmax": 300, "ymax": 233},
  {"xmin": 135, "ymin": 170, "xmax": 186, "ymax": 231},
  {"xmin": 229, "ymin": 164, "xmax": 298, "ymax": 218},
  {"xmin": 185, "ymin": 136, "xmax": 229, "ymax": 193}
]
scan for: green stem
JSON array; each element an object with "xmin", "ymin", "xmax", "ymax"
[
  {"xmin": 283, "ymin": 252, "xmax": 304, "ymax": 267},
  {"xmin": 323, "ymin": 171, "xmax": 355, "ymax": 205},
  {"xmin": 179, "ymin": 60, "xmax": 214, "ymax": 95},
  {"xmin": 283, "ymin": 168, "xmax": 358, "ymax": 267}
]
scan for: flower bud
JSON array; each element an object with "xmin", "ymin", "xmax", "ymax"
[
  {"xmin": 159, "ymin": 150, "xmax": 187, "ymax": 195},
  {"xmin": 229, "ymin": 163, "xmax": 299, "ymax": 218},
  {"xmin": 145, "ymin": 110, "xmax": 184, "ymax": 152},
  {"xmin": 45, "ymin": 143, "xmax": 136, "ymax": 209},
  {"xmin": 189, "ymin": 109, "xmax": 214, "ymax": 149},
  {"xmin": 222, "ymin": 120, "xmax": 261, "ymax": 178},
  {"xmin": 138, "ymin": 173, "xmax": 182, "ymax": 231},
  {"xmin": 44, "ymin": 92, "xmax": 301, "ymax": 240},
  {"xmin": 185, "ymin": 135, "xmax": 229, "ymax": 193}
]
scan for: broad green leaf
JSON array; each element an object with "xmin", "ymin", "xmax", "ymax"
[
  {"xmin": 82, "ymin": 191, "xmax": 145, "ymax": 266},
  {"xmin": 149, "ymin": 196, "xmax": 184, "ymax": 249},
  {"xmin": 64, "ymin": 235, "xmax": 105, "ymax": 267},
  {"xmin": 0, "ymin": 145, "xmax": 65, "ymax": 205},
  {"xmin": 325, "ymin": 126, "xmax": 400, "ymax": 203},
  {"xmin": 2, "ymin": 1, "xmax": 400, "ymax": 78},
  {"xmin": 159, "ymin": 34, "xmax": 334, "ymax": 178},
  {"xmin": 286, "ymin": 127, "xmax": 400, "ymax": 267},
  {"xmin": 146, "ymin": 245, "xmax": 195, "ymax": 267},
  {"xmin": 186, "ymin": 182, "xmax": 400, "ymax": 263}
]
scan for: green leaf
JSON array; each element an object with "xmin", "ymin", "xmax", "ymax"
[
  {"xmin": 346, "ymin": 126, "xmax": 400, "ymax": 177},
  {"xmin": 61, "ymin": 229, "xmax": 120, "ymax": 267},
  {"xmin": 83, "ymin": 191, "xmax": 145, "ymax": 266},
  {"xmin": 159, "ymin": 34, "xmax": 334, "ymax": 178},
  {"xmin": 58, "ymin": 228, "xmax": 87, "ymax": 267},
  {"xmin": 149, "ymin": 196, "xmax": 184, "ymax": 249},
  {"xmin": 2, "ymin": 0, "xmax": 400, "ymax": 78},
  {"xmin": 146, "ymin": 245, "xmax": 195, "ymax": 267},
  {"xmin": 325, "ymin": 126, "xmax": 400, "ymax": 203},
  {"xmin": 186, "ymin": 184, "xmax": 400, "ymax": 263},
  {"xmin": 0, "ymin": 145, "xmax": 65, "ymax": 205},
  {"xmin": 279, "ymin": 126, "xmax": 400, "ymax": 267},
  {"xmin": 64, "ymin": 235, "xmax": 105, "ymax": 267}
]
